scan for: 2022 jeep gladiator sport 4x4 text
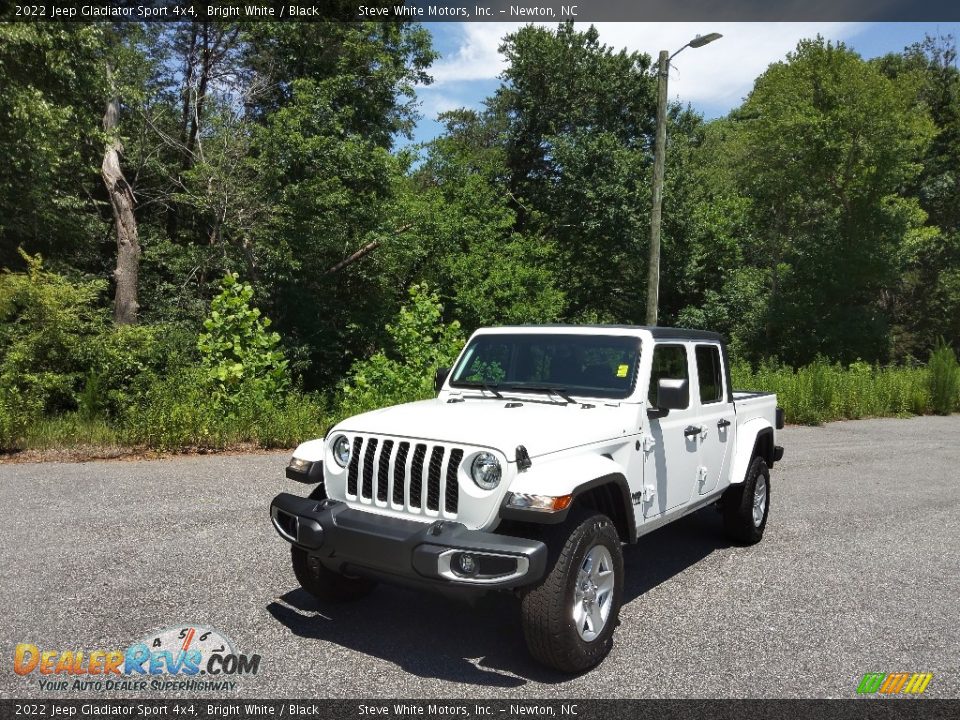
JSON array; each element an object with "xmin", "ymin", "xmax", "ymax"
[{"xmin": 270, "ymin": 325, "xmax": 784, "ymax": 672}]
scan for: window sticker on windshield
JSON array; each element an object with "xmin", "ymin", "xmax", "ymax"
[{"xmin": 617, "ymin": 364, "xmax": 629, "ymax": 378}]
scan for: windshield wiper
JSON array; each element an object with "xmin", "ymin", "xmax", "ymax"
[
  {"xmin": 502, "ymin": 384, "xmax": 576, "ymax": 404},
  {"xmin": 455, "ymin": 381, "xmax": 503, "ymax": 398}
]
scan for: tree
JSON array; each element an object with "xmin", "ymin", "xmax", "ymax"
[
  {"xmin": 876, "ymin": 35, "xmax": 960, "ymax": 356},
  {"xmin": 101, "ymin": 63, "xmax": 141, "ymax": 325},
  {"xmin": 726, "ymin": 38, "xmax": 934, "ymax": 364},
  {"xmin": 0, "ymin": 24, "xmax": 107, "ymax": 271},
  {"xmin": 488, "ymin": 22, "xmax": 659, "ymax": 322},
  {"xmin": 197, "ymin": 272, "xmax": 288, "ymax": 398},
  {"xmin": 414, "ymin": 109, "xmax": 565, "ymax": 330},
  {"xmin": 338, "ymin": 283, "xmax": 463, "ymax": 414}
]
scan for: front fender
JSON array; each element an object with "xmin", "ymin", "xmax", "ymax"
[
  {"xmin": 292, "ymin": 438, "xmax": 326, "ymax": 463},
  {"xmin": 729, "ymin": 418, "xmax": 773, "ymax": 485},
  {"xmin": 507, "ymin": 453, "xmax": 624, "ymax": 497},
  {"xmin": 500, "ymin": 453, "xmax": 635, "ymax": 536}
]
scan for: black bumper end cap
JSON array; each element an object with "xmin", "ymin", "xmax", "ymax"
[
  {"xmin": 285, "ymin": 462, "xmax": 324, "ymax": 484},
  {"xmin": 270, "ymin": 492, "xmax": 332, "ymax": 549}
]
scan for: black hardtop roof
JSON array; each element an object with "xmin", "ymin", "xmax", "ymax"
[{"xmin": 487, "ymin": 324, "xmax": 726, "ymax": 344}]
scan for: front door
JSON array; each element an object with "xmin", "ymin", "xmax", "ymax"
[
  {"xmin": 642, "ymin": 343, "xmax": 701, "ymax": 518},
  {"xmin": 693, "ymin": 344, "xmax": 735, "ymax": 495}
]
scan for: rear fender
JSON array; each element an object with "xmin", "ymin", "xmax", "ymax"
[{"xmin": 729, "ymin": 418, "xmax": 774, "ymax": 485}]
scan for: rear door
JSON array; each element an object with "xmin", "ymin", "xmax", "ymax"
[
  {"xmin": 642, "ymin": 343, "xmax": 701, "ymax": 517},
  {"xmin": 693, "ymin": 343, "xmax": 735, "ymax": 495}
]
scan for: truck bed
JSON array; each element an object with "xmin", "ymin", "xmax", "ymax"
[{"xmin": 733, "ymin": 390, "xmax": 778, "ymax": 426}]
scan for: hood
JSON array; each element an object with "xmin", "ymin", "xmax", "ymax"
[{"xmin": 335, "ymin": 397, "xmax": 639, "ymax": 461}]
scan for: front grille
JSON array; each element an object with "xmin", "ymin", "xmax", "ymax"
[{"xmin": 347, "ymin": 436, "xmax": 463, "ymax": 518}]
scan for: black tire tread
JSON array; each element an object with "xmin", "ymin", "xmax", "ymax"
[
  {"xmin": 521, "ymin": 509, "xmax": 623, "ymax": 673},
  {"xmin": 722, "ymin": 455, "xmax": 769, "ymax": 545}
]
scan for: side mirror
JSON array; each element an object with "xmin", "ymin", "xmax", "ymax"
[
  {"xmin": 656, "ymin": 378, "xmax": 689, "ymax": 411},
  {"xmin": 434, "ymin": 367, "xmax": 450, "ymax": 393}
]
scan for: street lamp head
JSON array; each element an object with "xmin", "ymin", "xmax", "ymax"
[{"xmin": 688, "ymin": 33, "xmax": 723, "ymax": 48}]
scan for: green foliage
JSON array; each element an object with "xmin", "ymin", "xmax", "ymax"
[
  {"xmin": 120, "ymin": 368, "xmax": 324, "ymax": 452},
  {"xmin": 725, "ymin": 38, "xmax": 935, "ymax": 364},
  {"xmin": 85, "ymin": 323, "xmax": 196, "ymax": 418},
  {"xmin": 18, "ymin": 413, "xmax": 120, "ymax": 451},
  {"xmin": 197, "ymin": 273, "xmax": 289, "ymax": 398},
  {"xmin": 338, "ymin": 284, "xmax": 464, "ymax": 415},
  {"xmin": 928, "ymin": 339, "xmax": 960, "ymax": 415},
  {"xmin": 489, "ymin": 22, "xmax": 658, "ymax": 322},
  {"xmin": 0, "ymin": 251, "xmax": 107, "ymax": 417},
  {"xmin": 2, "ymin": 25, "xmax": 960, "ymax": 454},
  {"xmin": 0, "ymin": 24, "xmax": 108, "ymax": 270},
  {"xmin": 732, "ymin": 358, "xmax": 932, "ymax": 424}
]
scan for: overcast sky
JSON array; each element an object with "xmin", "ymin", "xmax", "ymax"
[{"xmin": 409, "ymin": 22, "xmax": 959, "ymax": 145}]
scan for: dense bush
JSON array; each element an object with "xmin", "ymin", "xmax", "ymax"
[
  {"xmin": 0, "ymin": 265, "xmax": 318, "ymax": 453},
  {"xmin": 120, "ymin": 368, "xmax": 324, "ymax": 451},
  {"xmin": 0, "ymin": 253, "xmax": 107, "ymax": 448},
  {"xmin": 118, "ymin": 275, "xmax": 309, "ymax": 451},
  {"xmin": 337, "ymin": 283, "xmax": 463, "ymax": 417},
  {"xmin": 197, "ymin": 273, "xmax": 289, "ymax": 400},
  {"xmin": 0, "ymin": 251, "xmax": 106, "ymax": 414},
  {"xmin": 732, "ymin": 358, "xmax": 934, "ymax": 424},
  {"xmin": 928, "ymin": 340, "xmax": 960, "ymax": 415}
]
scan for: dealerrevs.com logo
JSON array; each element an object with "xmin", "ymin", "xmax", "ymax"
[
  {"xmin": 14, "ymin": 625, "xmax": 261, "ymax": 692},
  {"xmin": 857, "ymin": 672, "xmax": 933, "ymax": 696}
]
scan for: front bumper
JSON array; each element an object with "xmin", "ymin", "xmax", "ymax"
[{"xmin": 270, "ymin": 493, "xmax": 548, "ymax": 590}]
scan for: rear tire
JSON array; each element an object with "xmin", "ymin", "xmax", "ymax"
[
  {"xmin": 520, "ymin": 510, "xmax": 624, "ymax": 673},
  {"xmin": 722, "ymin": 455, "xmax": 770, "ymax": 545},
  {"xmin": 291, "ymin": 547, "xmax": 376, "ymax": 602}
]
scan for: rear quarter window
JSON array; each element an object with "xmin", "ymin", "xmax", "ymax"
[{"xmin": 695, "ymin": 344, "xmax": 723, "ymax": 404}]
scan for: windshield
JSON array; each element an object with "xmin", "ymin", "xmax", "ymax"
[{"xmin": 449, "ymin": 333, "xmax": 641, "ymax": 400}]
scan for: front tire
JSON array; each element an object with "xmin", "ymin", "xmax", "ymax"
[
  {"xmin": 520, "ymin": 511, "xmax": 624, "ymax": 673},
  {"xmin": 291, "ymin": 546, "xmax": 376, "ymax": 602},
  {"xmin": 722, "ymin": 455, "xmax": 770, "ymax": 545}
]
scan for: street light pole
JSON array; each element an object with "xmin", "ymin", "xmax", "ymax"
[{"xmin": 645, "ymin": 33, "xmax": 722, "ymax": 326}]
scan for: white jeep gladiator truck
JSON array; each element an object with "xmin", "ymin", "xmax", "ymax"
[{"xmin": 270, "ymin": 325, "xmax": 784, "ymax": 672}]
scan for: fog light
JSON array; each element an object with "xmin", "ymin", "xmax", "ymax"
[{"xmin": 454, "ymin": 553, "xmax": 477, "ymax": 577}]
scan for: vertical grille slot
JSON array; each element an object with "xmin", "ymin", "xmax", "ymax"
[
  {"xmin": 409, "ymin": 443, "xmax": 427, "ymax": 509},
  {"xmin": 347, "ymin": 436, "xmax": 363, "ymax": 496},
  {"xmin": 376, "ymin": 440, "xmax": 393, "ymax": 503},
  {"xmin": 393, "ymin": 442, "xmax": 410, "ymax": 505},
  {"xmin": 445, "ymin": 449, "xmax": 463, "ymax": 515},
  {"xmin": 361, "ymin": 438, "xmax": 378, "ymax": 499},
  {"xmin": 345, "ymin": 436, "xmax": 462, "ymax": 517},
  {"xmin": 427, "ymin": 446, "xmax": 445, "ymax": 511}
]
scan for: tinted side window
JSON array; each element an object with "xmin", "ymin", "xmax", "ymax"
[
  {"xmin": 695, "ymin": 345, "xmax": 723, "ymax": 404},
  {"xmin": 648, "ymin": 345, "xmax": 689, "ymax": 408}
]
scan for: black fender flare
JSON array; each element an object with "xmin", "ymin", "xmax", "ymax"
[{"xmin": 500, "ymin": 472, "xmax": 637, "ymax": 543}]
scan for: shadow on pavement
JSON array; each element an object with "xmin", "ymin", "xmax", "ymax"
[
  {"xmin": 266, "ymin": 507, "xmax": 730, "ymax": 687},
  {"xmin": 623, "ymin": 507, "xmax": 731, "ymax": 603}
]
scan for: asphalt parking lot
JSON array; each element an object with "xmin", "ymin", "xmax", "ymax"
[{"xmin": 1, "ymin": 415, "xmax": 958, "ymax": 699}]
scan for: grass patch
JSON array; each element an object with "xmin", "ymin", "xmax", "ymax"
[
  {"xmin": 732, "ymin": 359, "xmax": 944, "ymax": 425},
  {"xmin": 21, "ymin": 413, "xmax": 121, "ymax": 450}
]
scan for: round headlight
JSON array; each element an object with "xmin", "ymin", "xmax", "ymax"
[
  {"xmin": 332, "ymin": 435, "xmax": 351, "ymax": 467},
  {"xmin": 470, "ymin": 452, "xmax": 502, "ymax": 490}
]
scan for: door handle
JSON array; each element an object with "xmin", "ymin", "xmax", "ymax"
[
  {"xmin": 717, "ymin": 419, "xmax": 731, "ymax": 429},
  {"xmin": 684, "ymin": 425, "xmax": 702, "ymax": 438}
]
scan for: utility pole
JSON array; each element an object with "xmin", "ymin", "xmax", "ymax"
[
  {"xmin": 645, "ymin": 33, "xmax": 722, "ymax": 326},
  {"xmin": 645, "ymin": 50, "xmax": 669, "ymax": 326}
]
